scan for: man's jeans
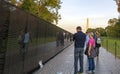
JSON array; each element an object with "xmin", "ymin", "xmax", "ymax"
[{"xmin": 74, "ymin": 48, "xmax": 84, "ymax": 74}]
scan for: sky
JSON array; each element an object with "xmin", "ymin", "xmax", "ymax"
[{"xmin": 57, "ymin": 0, "xmax": 119, "ymax": 33}]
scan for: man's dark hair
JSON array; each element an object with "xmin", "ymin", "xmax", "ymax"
[
  {"xmin": 86, "ymin": 32, "xmax": 88, "ymax": 34},
  {"xmin": 76, "ymin": 26, "xmax": 82, "ymax": 30}
]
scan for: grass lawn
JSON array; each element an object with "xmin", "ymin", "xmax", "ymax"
[{"xmin": 102, "ymin": 37, "xmax": 120, "ymax": 58}]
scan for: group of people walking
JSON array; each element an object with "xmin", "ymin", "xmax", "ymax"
[
  {"xmin": 73, "ymin": 26, "xmax": 101, "ymax": 74},
  {"xmin": 56, "ymin": 31, "xmax": 73, "ymax": 47}
]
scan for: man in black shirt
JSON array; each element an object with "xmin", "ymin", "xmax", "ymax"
[{"xmin": 73, "ymin": 26, "xmax": 86, "ymax": 74}]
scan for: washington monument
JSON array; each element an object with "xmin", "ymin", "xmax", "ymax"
[{"xmin": 86, "ymin": 18, "xmax": 89, "ymax": 31}]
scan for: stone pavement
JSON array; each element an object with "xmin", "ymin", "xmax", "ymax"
[{"xmin": 34, "ymin": 44, "xmax": 120, "ymax": 74}]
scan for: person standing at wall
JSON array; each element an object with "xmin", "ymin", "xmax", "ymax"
[
  {"xmin": 60, "ymin": 31, "xmax": 64, "ymax": 46},
  {"xmin": 73, "ymin": 26, "xmax": 86, "ymax": 74},
  {"xmin": 18, "ymin": 28, "xmax": 31, "ymax": 56},
  {"xmin": 23, "ymin": 29, "xmax": 31, "ymax": 54},
  {"xmin": 56, "ymin": 32, "xmax": 60, "ymax": 47},
  {"xmin": 85, "ymin": 32, "xmax": 90, "ymax": 48},
  {"xmin": 87, "ymin": 32, "xmax": 96, "ymax": 73},
  {"xmin": 95, "ymin": 32, "xmax": 101, "ymax": 57},
  {"xmin": 18, "ymin": 30, "xmax": 24, "ymax": 54}
]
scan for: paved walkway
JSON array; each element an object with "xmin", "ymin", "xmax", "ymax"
[{"xmin": 34, "ymin": 44, "xmax": 120, "ymax": 74}]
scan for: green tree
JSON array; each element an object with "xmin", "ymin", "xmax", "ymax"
[
  {"xmin": 87, "ymin": 28, "xmax": 96, "ymax": 33},
  {"xmin": 95, "ymin": 27, "xmax": 106, "ymax": 36},
  {"xmin": 114, "ymin": 19, "xmax": 120, "ymax": 37},
  {"xmin": 108, "ymin": 18, "xmax": 118, "ymax": 26},
  {"xmin": 87, "ymin": 28, "xmax": 106, "ymax": 36},
  {"xmin": 8, "ymin": 0, "xmax": 62, "ymax": 24},
  {"xmin": 106, "ymin": 18, "xmax": 120, "ymax": 38},
  {"xmin": 21, "ymin": 0, "xmax": 38, "ymax": 15},
  {"xmin": 105, "ymin": 26, "xmax": 117, "ymax": 37},
  {"xmin": 35, "ymin": 0, "xmax": 62, "ymax": 24},
  {"xmin": 7, "ymin": 0, "xmax": 17, "ymax": 5}
]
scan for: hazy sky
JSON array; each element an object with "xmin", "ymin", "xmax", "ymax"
[{"xmin": 57, "ymin": 0, "xmax": 119, "ymax": 33}]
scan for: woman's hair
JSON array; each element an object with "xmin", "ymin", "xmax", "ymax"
[{"xmin": 89, "ymin": 32, "xmax": 94, "ymax": 37}]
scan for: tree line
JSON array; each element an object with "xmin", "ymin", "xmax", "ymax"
[
  {"xmin": 87, "ymin": 18, "xmax": 120, "ymax": 38},
  {"xmin": 6, "ymin": 0, "xmax": 62, "ymax": 24}
]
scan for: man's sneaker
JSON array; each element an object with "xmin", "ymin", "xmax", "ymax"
[
  {"xmin": 78, "ymin": 72, "xmax": 83, "ymax": 74},
  {"xmin": 92, "ymin": 70, "xmax": 95, "ymax": 73},
  {"xmin": 78, "ymin": 70, "xmax": 83, "ymax": 74},
  {"xmin": 78, "ymin": 71, "xmax": 83, "ymax": 74},
  {"xmin": 87, "ymin": 70, "xmax": 92, "ymax": 74}
]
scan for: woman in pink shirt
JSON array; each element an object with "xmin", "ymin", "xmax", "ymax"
[{"xmin": 87, "ymin": 32, "xmax": 96, "ymax": 73}]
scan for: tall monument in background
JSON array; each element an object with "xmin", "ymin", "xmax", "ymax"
[{"xmin": 86, "ymin": 18, "xmax": 89, "ymax": 32}]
